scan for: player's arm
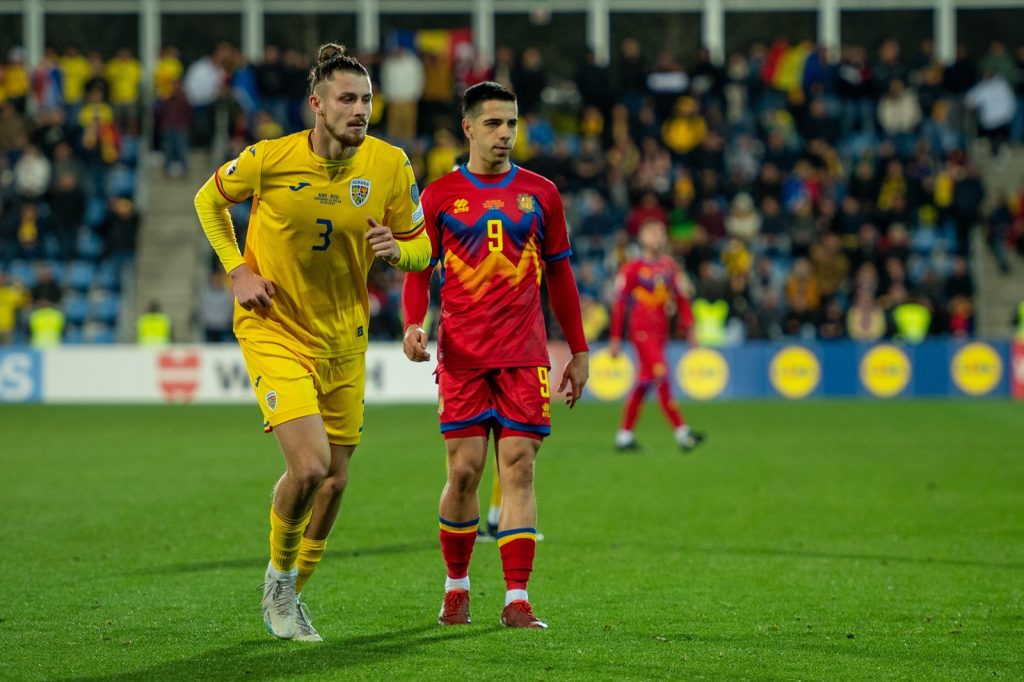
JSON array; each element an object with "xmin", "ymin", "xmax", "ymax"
[
  {"xmin": 194, "ymin": 146, "xmax": 275, "ymax": 310},
  {"xmin": 401, "ymin": 265, "xmax": 434, "ymax": 362},
  {"xmin": 375, "ymin": 154, "xmax": 431, "ymax": 272},
  {"xmin": 400, "ymin": 193, "xmax": 441, "ymax": 362},
  {"xmin": 546, "ymin": 258, "xmax": 590, "ymax": 408},
  {"xmin": 539, "ymin": 183, "xmax": 589, "ymax": 407},
  {"xmin": 608, "ymin": 267, "xmax": 631, "ymax": 357},
  {"xmin": 672, "ymin": 269, "xmax": 695, "ymax": 341}
]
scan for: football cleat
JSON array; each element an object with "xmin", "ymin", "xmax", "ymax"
[
  {"xmin": 476, "ymin": 522, "xmax": 499, "ymax": 542},
  {"xmin": 679, "ymin": 431, "xmax": 707, "ymax": 453},
  {"xmin": 438, "ymin": 588, "xmax": 471, "ymax": 625},
  {"xmin": 293, "ymin": 597, "xmax": 323, "ymax": 642},
  {"xmin": 500, "ymin": 600, "xmax": 548, "ymax": 629},
  {"xmin": 615, "ymin": 440, "xmax": 644, "ymax": 453},
  {"xmin": 261, "ymin": 564, "xmax": 298, "ymax": 639}
]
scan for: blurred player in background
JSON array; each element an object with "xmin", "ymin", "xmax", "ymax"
[
  {"xmin": 194, "ymin": 43, "xmax": 429, "ymax": 641},
  {"xmin": 402, "ymin": 81, "xmax": 589, "ymax": 629},
  {"xmin": 610, "ymin": 218, "xmax": 706, "ymax": 453}
]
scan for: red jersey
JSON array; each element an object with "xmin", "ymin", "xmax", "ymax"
[
  {"xmin": 421, "ymin": 164, "xmax": 573, "ymax": 369},
  {"xmin": 610, "ymin": 255, "xmax": 692, "ymax": 343}
]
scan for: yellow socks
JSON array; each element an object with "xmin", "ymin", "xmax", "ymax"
[
  {"xmin": 295, "ymin": 537, "xmax": 328, "ymax": 594},
  {"xmin": 269, "ymin": 506, "xmax": 312, "ymax": 572}
]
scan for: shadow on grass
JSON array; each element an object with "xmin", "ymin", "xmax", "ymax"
[
  {"xmin": 65, "ymin": 623, "xmax": 499, "ymax": 681},
  {"xmin": 142, "ymin": 542, "xmax": 436, "ymax": 575}
]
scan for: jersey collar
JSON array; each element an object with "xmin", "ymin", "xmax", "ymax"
[{"xmin": 458, "ymin": 163, "xmax": 519, "ymax": 189}]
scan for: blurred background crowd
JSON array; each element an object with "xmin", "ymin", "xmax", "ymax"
[{"xmin": 1, "ymin": 11, "xmax": 1023, "ymax": 347}]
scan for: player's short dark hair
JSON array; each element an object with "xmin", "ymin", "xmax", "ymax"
[
  {"xmin": 308, "ymin": 43, "xmax": 369, "ymax": 94},
  {"xmin": 462, "ymin": 81, "xmax": 517, "ymax": 118}
]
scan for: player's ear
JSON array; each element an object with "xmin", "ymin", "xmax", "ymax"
[
  {"xmin": 309, "ymin": 91, "xmax": 321, "ymax": 116},
  {"xmin": 461, "ymin": 117, "xmax": 472, "ymax": 140}
]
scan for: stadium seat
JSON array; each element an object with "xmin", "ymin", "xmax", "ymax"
[
  {"xmin": 67, "ymin": 261, "xmax": 97, "ymax": 292},
  {"xmin": 90, "ymin": 291, "xmax": 121, "ymax": 325},
  {"xmin": 108, "ymin": 165, "xmax": 137, "ymax": 198},
  {"xmin": 86, "ymin": 323, "xmax": 117, "ymax": 344},
  {"xmin": 84, "ymin": 196, "xmax": 107, "ymax": 229},
  {"xmin": 8, "ymin": 260, "xmax": 36, "ymax": 288},
  {"xmin": 63, "ymin": 294, "xmax": 90, "ymax": 326},
  {"xmin": 76, "ymin": 228, "xmax": 106, "ymax": 261},
  {"xmin": 64, "ymin": 324, "xmax": 85, "ymax": 345},
  {"xmin": 94, "ymin": 259, "xmax": 122, "ymax": 292}
]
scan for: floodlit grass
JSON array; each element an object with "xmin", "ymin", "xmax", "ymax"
[{"xmin": 2, "ymin": 400, "xmax": 1022, "ymax": 680}]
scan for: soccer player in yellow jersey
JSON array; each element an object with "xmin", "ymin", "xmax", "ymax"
[{"xmin": 194, "ymin": 43, "xmax": 430, "ymax": 642}]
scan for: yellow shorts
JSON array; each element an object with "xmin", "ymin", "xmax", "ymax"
[{"xmin": 238, "ymin": 337, "xmax": 365, "ymax": 445}]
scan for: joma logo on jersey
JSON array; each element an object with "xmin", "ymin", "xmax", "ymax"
[
  {"xmin": 289, "ymin": 181, "xmax": 310, "ymax": 191},
  {"xmin": 453, "ymin": 198, "xmax": 469, "ymax": 214},
  {"xmin": 483, "ymin": 199, "xmax": 504, "ymax": 210},
  {"xmin": 350, "ymin": 178, "xmax": 371, "ymax": 207},
  {"xmin": 314, "ymin": 192, "xmax": 342, "ymax": 206}
]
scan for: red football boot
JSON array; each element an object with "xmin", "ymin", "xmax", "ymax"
[
  {"xmin": 438, "ymin": 589, "xmax": 471, "ymax": 625},
  {"xmin": 500, "ymin": 600, "xmax": 547, "ymax": 629}
]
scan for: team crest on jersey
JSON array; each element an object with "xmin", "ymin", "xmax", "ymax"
[
  {"xmin": 350, "ymin": 178, "xmax": 371, "ymax": 207},
  {"xmin": 265, "ymin": 391, "xmax": 278, "ymax": 412},
  {"xmin": 517, "ymin": 194, "xmax": 535, "ymax": 212},
  {"xmin": 453, "ymin": 198, "xmax": 469, "ymax": 214}
]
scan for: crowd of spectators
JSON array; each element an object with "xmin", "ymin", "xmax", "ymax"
[
  {"xmin": 0, "ymin": 45, "xmax": 140, "ymax": 344},
  {"xmin": 3, "ymin": 34, "xmax": 1024, "ymax": 346}
]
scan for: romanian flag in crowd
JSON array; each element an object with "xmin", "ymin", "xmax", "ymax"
[
  {"xmin": 760, "ymin": 39, "xmax": 815, "ymax": 97},
  {"xmin": 387, "ymin": 27, "xmax": 474, "ymax": 61}
]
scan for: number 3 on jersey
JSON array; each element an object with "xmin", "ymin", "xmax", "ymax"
[
  {"xmin": 313, "ymin": 218, "xmax": 333, "ymax": 251},
  {"xmin": 487, "ymin": 219, "xmax": 503, "ymax": 252}
]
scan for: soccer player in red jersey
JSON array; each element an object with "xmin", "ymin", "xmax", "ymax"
[
  {"xmin": 609, "ymin": 218, "xmax": 706, "ymax": 453},
  {"xmin": 402, "ymin": 82, "xmax": 589, "ymax": 629}
]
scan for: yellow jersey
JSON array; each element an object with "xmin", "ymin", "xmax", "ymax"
[{"xmin": 197, "ymin": 131, "xmax": 427, "ymax": 358}]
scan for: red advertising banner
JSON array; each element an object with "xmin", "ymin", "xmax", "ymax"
[{"xmin": 1012, "ymin": 339, "xmax": 1024, "ymax": 400}]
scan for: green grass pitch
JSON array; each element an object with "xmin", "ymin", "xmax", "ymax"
[{"xmin": 2, "ymin": 400, "xmax": 1022, "ymax": 680}]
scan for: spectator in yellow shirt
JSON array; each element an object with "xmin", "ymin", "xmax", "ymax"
[
  {"xmin": 0, "ymin": 272, "xmax": 30, "ymax": 345},
  {"xmin": 60, "ymin": 46, "xmax": 92, "ymax": 122},
  {"xmin": 104, "ymin": 48, "xmax": 141, "ymax": 131}
]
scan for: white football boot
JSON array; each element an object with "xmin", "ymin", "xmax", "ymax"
[
  {"xmin": 261, "ymin": 563, "xmax": 299, "ymax": 639},
  {"xmin": 294, "ymin": 597, "xmax": 323, "ymax": 642}
]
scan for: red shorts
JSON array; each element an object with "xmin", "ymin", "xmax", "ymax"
[
  {"xmin": 633, "ymin": 337, "xmax": 669, "ymax": 382},
  {"xmin": 437, "ymin": 366, "xmax": 552, "ymax": 440}
]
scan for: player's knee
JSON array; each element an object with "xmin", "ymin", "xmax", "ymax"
[
  {"xmin": 290, "ymin": 461, "xmax": 329, "ymax": 495},
  {"xmin": 447, "ymin": 462, "xmax": 481, "ymax": 496},
  {"xmin": 321, "ymin": 472, "xmax": 348, "ymax": 496},
  {"xmin": 501, "ymin": 458, "xmax": 535, "ymax": 491}
]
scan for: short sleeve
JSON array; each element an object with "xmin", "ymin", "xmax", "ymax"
[
  {"xmin": 539, "ymin": 182, "xmax": 572, "ymax": 263},
  {"xmin": 214, "ymin": 142, "xmax": 263, "ymax": 204},
  {"xmin": 386, "ymin": 153, "xmax": 426, "ymax": 240}
]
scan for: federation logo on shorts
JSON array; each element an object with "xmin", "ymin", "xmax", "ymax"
[
  {"xmin": 265, "ymin": 391, "xmax": 278, "ymax": 412},
  {"xmin": 517, "ymin": 193, "xmax": 535, "ymax": 212},
  {"xmin": 350, "ymin": 178, "xmax": 371, "ymax": 207}
]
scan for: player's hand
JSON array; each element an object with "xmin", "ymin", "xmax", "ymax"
[
  {"xmin": 558, "ymin": 351, "xmax": 589, "ymax": 409},
  {"xmin": 366, "ymin": 217, "xmax": 401, "ymax": 264},
  {"xmin": 229, "ymin": 264, "xmax": 276, "ymax": 311},
  {"xmin": 608, "ymin": 337, "xmax": 621, "ymax": 358},
  {"xmin": 403, "ymin": 324, "xmax": 431, "ymax": 362}
]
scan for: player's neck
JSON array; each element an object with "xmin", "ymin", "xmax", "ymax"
[
  {"xmin": 465, "ymin": 157, "xmax": 511, "ymax": 176},
  {"xmin": 642, "ymin": 249, "xmax": 661, "ymax": 261},
  {"xmin": 309, "ymin": 129, "xmax": 357, "ymax": 162}
]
